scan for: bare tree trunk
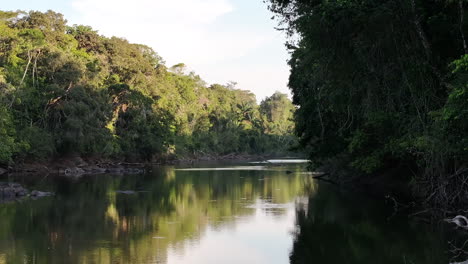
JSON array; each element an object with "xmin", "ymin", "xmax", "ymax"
[
  {"xmin": 459, "ymin": 0, "xmax": 467, "ymax": 54},
  {"xmin": 32, "ymin": 49, "xmax": 41, "ymax": 88},
  {"xmin": 317, "ymin": 87, "xmax": 325, "ymax": 140},
  {"xmin": 20, "ymin": 50, "xmax": 32, "ymax": 86},
  {"xmin": 9, "ymin": 50, "xmax": 32, "ymax": 108},
  {"xmin": 410, "ymin": 0, "xmax": 432, "ymax": 59},
  {"xmin": 409, "ymin": 0, "xmax": 450, "ymax": 87}
]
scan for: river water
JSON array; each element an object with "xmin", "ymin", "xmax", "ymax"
[{"xmin": 0, "ymin": 160, "xmax": 451, "ymax": 263}]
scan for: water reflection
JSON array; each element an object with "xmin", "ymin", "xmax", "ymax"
[
  {"xmin": 0, "ymin": 164, "xmax": 313, "ymax": 264},
  {"xmin": 249, "ymin": 159, "xmax": 309, "ymax": 164},
  {"xmin": 167, "ymin": 203, "xmax": 296, "ymax": 264},
  {"xmin": 175, "ymin": 166, "xmax": 267, "ymax": 171},
  {"xmin": 0, "ymin": 163, "xmax": 450, "ymax": 264},
  {"xmin": 289, "ymin": 185, "xmax": 449, "ymax": 264}
]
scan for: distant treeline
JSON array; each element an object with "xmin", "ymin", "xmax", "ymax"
[
  {"xmin": 0, "ymin": 10, "xmax": 297, "ymax": 164},
  {"xmin": 267, "ymin": 0, "xmax": 467, "ymax": 207}
]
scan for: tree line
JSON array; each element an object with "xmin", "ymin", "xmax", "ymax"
[
  {"xmin": 0, "ymin": 10, "xmax": 297, "ymax": 165},
  {"xmin": 266, "ymin": 0, "xmax": 467, "ymax": 207}
]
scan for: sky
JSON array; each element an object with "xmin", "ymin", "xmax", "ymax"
[{"xmin": 1, "ymin": 0, "xmax": 291, "ymax": 102}]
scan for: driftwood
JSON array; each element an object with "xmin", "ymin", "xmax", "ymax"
[
  {"xmin": 445, "ymin": 215, "xmax": 468, "ymax": 230},
  {"xmin": 451, "ymin": 260, "xmax": 468, "ymax": 264},
  {"xmin": 446, "ymin": 215, "xmax": 468, "ymax": 262}
]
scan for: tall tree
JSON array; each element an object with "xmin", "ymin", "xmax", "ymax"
[{"xmin": 266, "ymin": 0, "xmax": 467, "ymax": 205}]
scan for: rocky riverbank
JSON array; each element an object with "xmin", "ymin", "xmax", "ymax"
[
  {"xmin": 0, "ymin": 182, "xmax": 54, "ymax": 203},
  {"xmin": 0, "ymin": 156, "xmax": 147, "ymax": 177},
  {"xmin": 0, "ymin": 153, "xmax": 278, "ymax": 177}
]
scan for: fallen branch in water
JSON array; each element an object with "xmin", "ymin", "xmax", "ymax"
[
  {"xmin": 445, "ymin": 215, "xmax": 468, "ymax": 230},
  {"xmin": 450, "ymin": 260, "xmax": 468, "ymax": 264},
  {"xmin": 408, "ymin": 209, "xmax": 431, "ymax": 217},
  {"xmin": 449, "ymin": 239, "xmax": 468, "ymax": 263},
  {"xmin": 312, "ymin": 173, "xmax": 339, "ymax": 185},
  {"xmin": 445, "ymin": 216, "xmax": 468, "ymax": 262},
  {"xmin": 312, "ymin": 173, "xmax": 330, "ymax": 179}
]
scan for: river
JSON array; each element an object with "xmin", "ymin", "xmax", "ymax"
[{"xmin": 0, "ymin": 160, "xmax": 451, "ymax": 263}]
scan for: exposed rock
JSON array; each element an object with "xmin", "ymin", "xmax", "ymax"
[
  {"xmin": 1, "ymin": 182, "xmax": 55, "ymax": 202},
  {"xmin": 30, "ymin": 190, "xmax": 54, "ymax": 197},
  {"xmin": 73, "ymin": 157, "xmax": 88, "ymax": 167},
  {"xmin": 84, "ymin": 166, "xmax": 107, "ymax": 174},
  {"xmin": 106, "ymin": 167, "xmax": 125, "ymax": 173},
  {"xmin": 7, "ymin": 157, "xmax": 149, "ymax": 177},
  {"xmin": 1, "ymin": 187, "xmax": 15, "ymax": 199},
  {"xmin": 0, "ymin": 182, "xmax": 29, "ymax": 200},
  {"xmin": 56, "ymin": 164, "xmax": 144, "ymax": 176},
  {"xmin": 125, "ymin": 168, "xmax": 144, "ymax": 174},
  {"xmin": 63, "ymin": 167, "xmax": 85, "ymax": 176},
  {"xmin": 116, "ymin": 190, "xmax": 137, "ymax": 195},
  {"xmin": 14, "ymin": 163, "xmax": 49, "ymax": 174},
  {"xmin": 105, "ymin": 167, "xmax": 145, "ymax": 174},
  {"xmin": 116, "ymin": 190, "xmax": 149, "ymax": 195}
]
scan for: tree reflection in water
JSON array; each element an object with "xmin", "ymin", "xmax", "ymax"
[
  {"xmin": 0, "ymin": 163, "xmax": 450, "ymax": 264},
  {"xmin": 0, "ymin": 164, "xmax": 313, "ymax": 264},
  {"xmin": 290, "ymin": 184, "xmax": 449, "ymax": 264}
]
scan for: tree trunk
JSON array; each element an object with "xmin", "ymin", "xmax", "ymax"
[
  {"xmin": 459, "ymin": 0, "xmax": 467, "ymax": 54},
  {"xmin": 409, "ymin": 0, "xmax": 432, "ymax": 60},
  {"xmin": 20, "ymin": 50, "xmax": 32, "ymax": 86}
]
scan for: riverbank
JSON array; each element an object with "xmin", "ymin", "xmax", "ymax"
[
  {"xmin": 0, "ymin": 152, "xmax": 293, "ymax": 177},
  {"xmin": 317, "ymin": 161, "xmax": 468, "ymax": 241},
  {"xmin": 0, "ymin": 157, "xmax": 146, "ymax": 177}
]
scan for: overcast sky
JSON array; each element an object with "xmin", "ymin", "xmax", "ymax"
[{"xmin": 2, "ymin": 0, "xmax": 291, "ymax": 101}]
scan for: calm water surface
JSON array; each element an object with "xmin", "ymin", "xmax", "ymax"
[{"xmin": 0, "ymin": 160, "xmax": 450, "ymax": 263}]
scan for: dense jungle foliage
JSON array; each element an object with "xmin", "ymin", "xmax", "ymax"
[
  {"xmin": 266, "ymin": 0, "xmax": 467, "ymax": 206},
  {"xmin": 0, "ymin": 10, "xmax": 297, "ymax": 165}
]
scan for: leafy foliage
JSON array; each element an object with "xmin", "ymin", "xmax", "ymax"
[
  {"xmin": 0, "ymin": 10, "xmax": 297, "ymax": 164},
  {"xmin": 266, "ymin": 0, "xmax": 467, "ymax": 204}
]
